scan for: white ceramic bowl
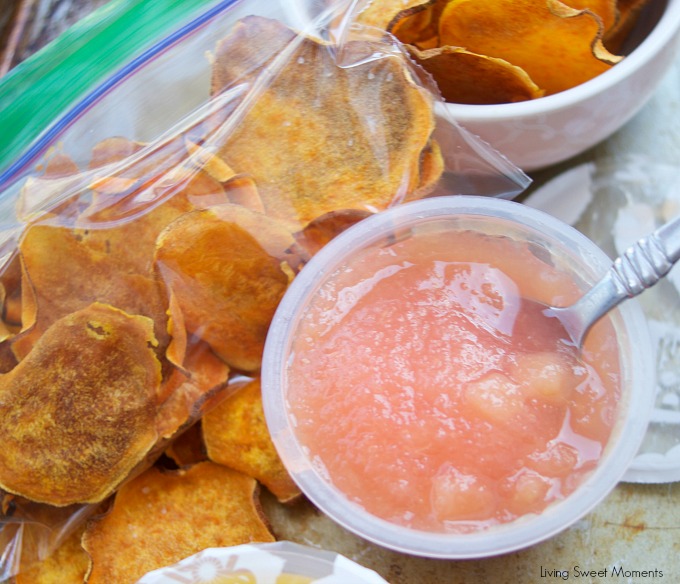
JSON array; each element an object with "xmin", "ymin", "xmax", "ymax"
[
  {"xmin": 262, "ymin": 195, "xmax": 655, "ymax": 559},
  {"xmin": 438, "ymin": 0, "xmax": 680, "ymax": 172}
]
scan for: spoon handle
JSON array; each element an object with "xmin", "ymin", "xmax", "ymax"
[
  {"xmin": 559, "ymin": 214, "xmax": 680, "ymax": 347},
  {"xmin": 610, "ymin": 213, "xmax": 680, "ymax": 297}
]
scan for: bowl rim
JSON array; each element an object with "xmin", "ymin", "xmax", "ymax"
[
  {"xmin": 262, "ymin": 195, "xmax": 655, "ymax": 559},
  {"xmin": 441, "ymin": 0, "xmax": 680, "ymax": 121}
]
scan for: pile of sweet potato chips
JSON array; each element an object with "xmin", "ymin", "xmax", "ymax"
[
  {"xmin": 356, "ymin": 0, "xmax": 654, "ymax": 103},
  {"xmin": 0, "ymin": 14, "xmax": 442, "ymax": 583}
]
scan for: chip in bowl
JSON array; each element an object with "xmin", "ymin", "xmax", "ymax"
[{"xmin": 356, "ymin": 0, "xmax": 653, "ymax": 104}]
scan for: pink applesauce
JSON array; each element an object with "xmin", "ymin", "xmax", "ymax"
[{"xmin": 286, "ymin": 228, "xmax": 621, "ymax": 533}]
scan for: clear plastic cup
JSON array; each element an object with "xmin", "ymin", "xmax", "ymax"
[{"xmin": 262, "ymin": 195, "xmax": 655, "ymax": 559}]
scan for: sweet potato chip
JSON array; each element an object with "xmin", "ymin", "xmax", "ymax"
[
  {"xmin": 409, "ymin": 45, "xmax": 544, "ymax": 104},
  {"xmin": 0, "ymin": 253, "xmax": 21, "ymax": 346},
  {"xmin": 604, "ymin": 0, "xmax": 653, "ymax": 53},
  {"xmin": 155, "ymin": 340, "xmax": 231, "ymax": 440},
  {"xmin": 0, "ymin": 341, "xmax": 17, "ymax": 374},
  {"xmin": 388, "ymin": 0, "xmax": 449, "ymax": 48},
  {"xmin": 154, "ymin": 204, "xmax": 293, "ymax": 371},
  {"xmin": 165, "ymin": 289, "xmax": 188, "ymax": 370},
  {"xmin": 203, "ymin": 378, "xmax": 301, "ymax": 503},
  {"xmin": 295, "ymin": 209, "xmax": 373, "ymax": 256},
  {"xmin": 15, "ymin": 523, "xmax": 89, "ymax": 584},
  {"xmin": 185, "ymin": 138, "xmax": 237, "ymax": 182},
  {"xmin": 438, "ymin": 0, "xmax": 621, "ymax": 96},
  {"xmin": 82, "ymin": 462, "xmax": 274, "ymax": 584},
  {"xmin": 17, "ymin": 152, "xmax": 85, "ymax": 221},
  {"xmin": 82, "ymin": 164, "xmax": 228, "ymax": 226},
  {"xmin": 563, "ymin": 0, "xmax": 618, "ymax": 32},
  {"xmin": 1, "ymin": 491, "xmax": 14, "ymax": 516},
  {"xmin": 164, "ymin": 422, "xmax": 207, "ymax": 467},
  {"xmin": 0, "ymin": 303, "xmax": 161, "ymax": 506},
  {"xmin": 211, "ymin": 16, "xmax": 437, "ymax": 228},
  {"xmin": 417, "ymin": 139, "xmax": 445, "ymax": 194},
  {"xmin": 354, "ymin": 0, "xmax": 434, "ymax": 34},
  {"xmin": 19, "ymin": 140, "xmax": 151, "ymax": 223},
  {"xmin": 1, "ymin": 253, "xmax": 22, "ymax": 328},
  {"xmin": 1, "ymin": 497, "xmax": 100, "ymax": 582},
  {"xmin": 88, "ymin": 136, "xmax": 145, "ymax": 170},
  {"xmin": 15, "ymin": 158, "xmax": 231, "ymax": 360},
  {"xmin": 15, "ymin": 220, "xmax": 169, "ymax": 360},
  {"xmin": 224, "ymin": 174, "xmax": 266, "ymax": 214},
  {"xmin": 83, "ymin": 134, "xmax": 230, "ymax": 224},
  {"xmin": 86, "ymin": 136, "xmax": 182, "ymax": 198}
]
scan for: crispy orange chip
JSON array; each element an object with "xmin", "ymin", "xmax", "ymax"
[
  {"xmin": 16, "ymin": 523, "xmax": 89, "ymax": 584},
  {"xmin": 604, "ymin": 0, "xmax": 653, "ymax": 53},
  {"xmin": 0, "ymin": 490, "xmax": 13, "ymax": 515},
  {"xmin": 88, "ymin": 136, "xmax": 145, "ymax": 169},
  {"xmin": 155, "ymin": 204, "xmax": 294, "ymax": 372},
  {"xmin": 211, "ymin": 16, "xmax": 437, "ymax": 228},
  {"xmin": 17, "ymin": 148, "xmax": 87, "ymax": 220},
  {"xmin": 438, "ymin": 0, "xmax": 621, "ymax": 96},
  {"xmin": 295, "ymin": 209, "xmax": 373, "ymax": 256},
  {"xmin": 15, "ymin": 220, "xmax": 169, "ymax": 360},
  {"xmin": 86, "ymin": 136, "xmax": 184, "ymax": 200},
  {"xmin": 410, "ymin": 45, "xmax": 544, "ymax": 104},
  {"xmin": 0, "ymin": 303, "xmax": 161, "ymax": 506},
  {"xmin": 223, "ymin": 174, "xmax": 266, "ymax": 214},
  {"xmin": 15, "ymin": 157, "xmax": 232, "ymax": 360},
  {"xmin": 366, "ymin": 0, "xmax": 634, "ymax": 103},
  {"xmin": 155, "ymin": 340, "xmax": 231, "ymax": 440},
  {"xmin": 82, "ymin": 462, "xmax": 274, "ymax": 584},
  {"xmin": 562, "ymin": 0, "xmax": 618, "ymax": 32},
  {"xmin": 185, "ymin": 138, "xmax": 237, "ymax": 183},
  {"xmin": 203, "ymin": 378, "xmax": 301, "ymax": 503},
  {"xmin": 0, "ymin": 290, "xmax": 11, "ymax": 345},
  {"xmin": 0, "ymin": 341, "xmax": 18, "ymax": 374},
  {"xmin": 83, "ymin": 135, "xmax": 229, "ymax": 224},
  {"xmin": 417, "ymin": 139, "xmax": 445, "ymax": 194},
  {"xmin": 164, "ymin": 422, "xmax": 207, "ymax": 467},
  {"xmin": 388, "ymin": 0, "xmax": 449, "ymax": 48},
  {"xmin": 1, "ymin": 253, "xmax": 22, "ymax": 328},
  {"xmin": 354, "ymin": 0, "xmax": 434, "ymax": 34}
]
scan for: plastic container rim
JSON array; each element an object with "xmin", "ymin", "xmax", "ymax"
[{"xmin": 261, "ymin": 195, "xmax": 655, "ymax": 559}]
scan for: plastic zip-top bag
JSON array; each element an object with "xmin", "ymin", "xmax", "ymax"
[{"xmin": 0, "ymin": 0, "xmax": 530, "ymax": 581}]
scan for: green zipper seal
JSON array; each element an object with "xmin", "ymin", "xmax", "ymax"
[{"xmin": 0, "ymin": 0, "xmax": 218, "ymax": 177}]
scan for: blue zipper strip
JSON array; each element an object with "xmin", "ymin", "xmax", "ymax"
[{"xmin": 0, "ymin": 0, "xmax": 240, "ymax": 191}]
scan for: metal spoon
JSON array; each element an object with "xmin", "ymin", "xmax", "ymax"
[{"xmin": 544, "ymin": 214, "xmax": 680, "ymax": 348}]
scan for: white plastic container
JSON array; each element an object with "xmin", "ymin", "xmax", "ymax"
[
  {"xmin": 136, "ymin": 541, "xmax": 389, "ymax": 583},
  {"xmin": 262, "ymin": 195, "xmax": 655, "ymax": 559}
]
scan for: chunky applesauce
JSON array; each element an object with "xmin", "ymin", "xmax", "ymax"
[{"xmin": 287, "ymin": 227, "xmax": 620, "ymax": 532}]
